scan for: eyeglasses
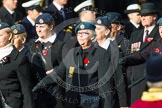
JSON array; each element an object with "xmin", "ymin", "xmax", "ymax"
[{"xmin": 77, "ymin": 32, "xmax": 90, "ymax": 36}]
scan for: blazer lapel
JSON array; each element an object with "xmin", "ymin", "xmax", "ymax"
[{"xmin": 140, "ymin": 27, "xmax": 158, "ymax": 51}]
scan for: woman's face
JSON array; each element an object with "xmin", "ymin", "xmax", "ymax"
[
  {"xmin": 77, "ymin": 29, "xmax": 92, "ymax": 49},
  {"xmin": 36, "ymin": 24, "xmax": 53, "ymax": 39},
  {"xmin": 159, "ymin": 26, "xmax": 162, "ymax": 38},
  {"xmin": 95, "ymin": 25, "xmax": 109, "ymax": 41},
  {"xmin": 12, "ymin": 35, "xmax": 25, "ymax": 50},
  {"xmin": 0, "ymin": 28, "xmax": 12, "ymax": 48}
]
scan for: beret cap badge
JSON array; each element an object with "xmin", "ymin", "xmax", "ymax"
[
  {"xmin": 97, "ymin": 19, "xmax": 102, "ymax": 24},
  {"xmin": 39, "ymin": 19, "xmax": 44, "ymax": 23},
  {"xmin": 80, "ymin": 24, "xmax": 85, "ymax": 29},
  {"xmin": 13, "ymin": 29, "xmax": 18, "ymax": 34}
]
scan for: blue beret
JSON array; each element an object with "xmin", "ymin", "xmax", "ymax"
[
  {"xmin": 35, "ymin": 13, "xmax": 54, "ymax": 24},
  {"xmin": 75, "ymin": 22, "xmax": 96, "ymax": 33},
  {"xmin": 105, "ymin": 12, "xmax": 123, "ymax": 24},
  {"xmin": 11, "ymin": 24, "xmax": 26, "ymax": 35},
  {"xmin": 157, "ymin": 18, "xmax": 162, "ymax": 26},
  {"xmin": 146, "ymin": 55, "xmax": 162, "ymax": 82},
  {"xmin": 95, "ymin": 16, "xmax": 111, "ymax": 27},
  {"xmin": 0, "ymin": 22, "xmax": 10, "ymax": 30}
]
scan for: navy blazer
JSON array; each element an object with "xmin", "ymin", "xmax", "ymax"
[{"xmin": 0, "ymin": 7, "xmax": 23, "ymax": 25}]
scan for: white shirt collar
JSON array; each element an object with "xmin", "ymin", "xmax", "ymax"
[
  {"xmin": 130, "ymin": 20, "xmax": 140, "ymax": 28},
  {"xmin": 144, "ymin": 24, "xmax": 155, "ymax": 34},
  {"xmin": 108, "ymin": 37, "xmax": 115, "ymax": 41},
  {"xmin": 19, "ymin": 46, "xmax": 24, "ymax": 52},
  {"xmin": 27, "ymin": 16, "xmax": 35, "ymax": 26},
  {"xmin": 35, "ymin": 33, "xmax": 57, "ymax": 43},
  {"xmin": 100, "ymin": 38, "xmax": 110, "ymax": 50},
  {"xmin": 6, "ymin": 8, "xmax": 14, "ymax": 14},
  {"xmin": 53, "ymin": 1, "xmax": 64, "ymax": 11}
]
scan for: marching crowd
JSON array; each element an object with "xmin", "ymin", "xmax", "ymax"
[{"xmin": 0, "ymin": 0, "xmax": 162, "ymax": 108}]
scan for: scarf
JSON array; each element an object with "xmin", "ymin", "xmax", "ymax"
[{"xmin": 0, "ymin": 44, "xmax": 13, "ymax": 60}]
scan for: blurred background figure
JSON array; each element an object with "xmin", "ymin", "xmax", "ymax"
[
  {"xmin": 105, "ymin": 12, "xmax": 130, "ymax": 57},
  {"xmin": 0, "ymin": 22, "xmax": 34, "ymax": 108},
  {"xmin": 21, "ymin": 0, "xmax": 43, "ymax": 43},
  {"xmin": 0, "ymin": 0, "xmax": 23, "ymax": 26},
  {"xmin": 44, "ymin": 0, "xmax": 76, "ymax": 41},
  {"xmin": 45, "ymin": 0, "xmax": 74, "ymax": 26},
  {"xmin": 11, "ymin": 24, "xmax": 32, "ymax": 61},
  {"xmin": 74, "ymin": 0, "xmax": 96, "ymax": 22},
  {"xmin": 124, "ymin": 4, "xmax": 142, "ymax": 39},
  {"xmin": 131, "ymin": 55, "xmax": 162, "ymax": 108}
]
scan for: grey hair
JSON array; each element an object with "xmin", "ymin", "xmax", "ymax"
[{"xmin": 89, "ymin": 30, "xmax": 96, "ymax": 42}]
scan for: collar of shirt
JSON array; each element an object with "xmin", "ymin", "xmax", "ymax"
[
  {"xmin": 100, "ymin": 38, "xmax": 110, "ymax": 50},
  {"xmin": 108, "ymin": 37, "xmax": 115, "ymax": 41},
  {"xmin": 53, "ymin": 1, "xmax": 64, "ymax": 11},
  {"xmin": 75, "ymin": 43, "xmax": 96, "ymax": 56},
  {"xmin": 35, "ymin": 33, "xmax": 57, "ymax": 43},
  {"xmin": 130, "ymin": 20, "xmax": 140, "ymax": 28},
  {"xmin": 19, "ymin": 46, "xmax": 24, "ymax": 52},
  {"xmin": 27, "ymin": 16, "xmax": 35, "ymax": 26},
  {"xmin": 144, "ymin": 24, "xmax": 156, "ymax": 35},
  {"xmin": 5, "ymin": 8, "xmax": 14, "ymax": 14}
]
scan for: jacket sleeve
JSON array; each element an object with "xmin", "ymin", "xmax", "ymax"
[{"xmin": 123, "ymin": 43, "xmax": 151, "ymax": 66}]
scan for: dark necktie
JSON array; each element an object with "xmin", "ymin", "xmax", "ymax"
[
  {"xmin": 60, "ymin": 8, "xmax": 66, "ymax": 20},
  {"xmin": 144, "ymin": 30, "xmax": 149, "ymax": 42}
]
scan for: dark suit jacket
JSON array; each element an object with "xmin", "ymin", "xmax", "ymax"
[
  {"xmin": 116, "ymin": 32, "xmax": 130, "ymax": 57},
  {"xmin": 124, "ymin": 21, "xmax": 142, "ymax": 39},
  {"xmin": 0, "ymin": 7, "xmax": 23, "ymax": 25},
  {"xmin": 130, "ymin": 26, "xmax": 160, "ymax": 52},
  {"xmin": 123, "ymin": 38, "xmax": 162, "ymax": 66},
  {"xmin": 0, "ymin": 47, "xmax": 34, "ymax": 108},
  {"xmin": 28, "ymin": 38, "xmax": 64, "ymax": 84},
  {"xmin": 127, "ymin": 26, "xmax": 160, "ymax": 104},
  {"xmin": 45, "ymin": 3, "xmax": 73, "ymax": 26},
  {"xmin": 21, "ymin": 17, "xmax": 37, "ymax": 43}
]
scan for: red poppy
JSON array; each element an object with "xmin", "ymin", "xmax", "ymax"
[
  {"xmin": 155, "ymin": 48, "xmax": 160, "ymax": 53},
  {"xmin": 146, "ymin": 37, "xmax": 153, "ymax": 42},
  {"xmin": 83, "ymin": 57, "xmax": 89, "ymax": 64},
  {"xmin": 35, "ymin": 45, "xmax": 39, "ymax": 49},
  {"xmin": 42, "ymin": 50, "xmax": 48, "ymax": 56}
]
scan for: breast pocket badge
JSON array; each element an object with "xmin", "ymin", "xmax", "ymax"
[{"xmin": 69, "ymin": 66, "xmax": 75, "ymax": 78}]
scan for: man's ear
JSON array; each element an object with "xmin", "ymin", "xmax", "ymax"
[
  {"xmin": 117, "ymin": 25, "xmax": 122, "ymax": 31},
  {"xmin": 21, "ymin": 37, "xmax": 26, "ymax": 44}
]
